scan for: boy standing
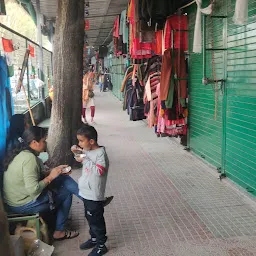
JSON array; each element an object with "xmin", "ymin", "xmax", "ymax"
[{"xmin": 72, "ymin": 125, "xmax": 109, "ymax": 256}]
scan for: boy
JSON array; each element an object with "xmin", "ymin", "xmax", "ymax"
[{"xmin": 72, "ymin": 125, "xmax": 109, "ymax": 256}]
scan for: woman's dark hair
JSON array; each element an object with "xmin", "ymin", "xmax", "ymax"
[
  {"xmin": 77, "ymin": 125, "xmax": 98, "ymax": 142},
  {"xmin": 6, "ymin": 114, "xmax": 27, "ymax": 155},
  {"xmin": 9, "ymin": 114, "xmax": 26, "ymax": 137},
  {"xmin": 4, "ymin": 126, "xmax": 47, "ymax": 171}
]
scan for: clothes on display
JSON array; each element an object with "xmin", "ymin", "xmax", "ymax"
[
  {"xmin": 117, "ymin": 0, "xmax": 190, "ymax": 138},
  {"xmin": 0, "ymin": 56, "xmax": 13, "ymax": 167},
  {"xmin": 113, "ymin": 14, "xmax": 128, "ymax": 57},
  {"xmin": 122, "ymin": 64, "xmax": 146, "ymax": 121}
]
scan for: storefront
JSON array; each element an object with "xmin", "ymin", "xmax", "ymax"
[
  {"xmin": 108, "ymin": 0, "xmax": 256, "ymax": 196},
  {"xmin": 188, "ymin": 0, "xmax": 256, "ymax": 195}
]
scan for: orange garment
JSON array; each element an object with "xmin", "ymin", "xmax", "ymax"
[
  {"xmin": 82, "ymin": 72, "xmax": 94, "ymax": 106},
  {"xmin": 155, "ymin": 30, "xmax": 163, "ymax": 55},
  {"xmin": 121, "ymin": 72, "xmax": 133, "ymax": 92},
  {"xmin": 160, "ymin": 49, "xmax": 172, "ymax": 101}
]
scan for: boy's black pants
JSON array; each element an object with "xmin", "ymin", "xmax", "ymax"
[{"xmin": 83, "ymin": 199, "xmax": 107, "ymax": 245}]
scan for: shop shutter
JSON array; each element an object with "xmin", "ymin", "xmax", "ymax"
[
  {"xmin": 188, "ymin": 9, "xmax": 224, "ymax": 169},
  {"xmin": 225, "ymin": 0, "xmax": 256, "ymax": 195}
]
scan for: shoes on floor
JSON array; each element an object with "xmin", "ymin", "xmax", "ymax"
[
  {"xmin": 88, "ymin": 245, "xmax": 108, "ymax": 256},
  {"xmin": 80, "ymin": 239, "xmax": 97, "ymax": 250}
]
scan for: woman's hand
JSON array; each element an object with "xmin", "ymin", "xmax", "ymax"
[{"xmin": 49, "ymin": 165, "xmax": 68, "ymax": 179}]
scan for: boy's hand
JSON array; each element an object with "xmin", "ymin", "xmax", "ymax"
[
  {"xmin": 74, "ymin": 156, "xmax": 84, "ymax": 163},
  {"xmin": 71, "ymin": 145, "xmax": 83, "ymax": 154}
]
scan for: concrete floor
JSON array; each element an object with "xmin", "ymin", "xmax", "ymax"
[{"xmin": 51, "ymin": 90, "xmax": 256, "ymax": 256}]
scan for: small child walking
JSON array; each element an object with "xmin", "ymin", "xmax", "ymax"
[{"xmin": 74, "ymin": 125, "xmax": 109, "ymax": 256}]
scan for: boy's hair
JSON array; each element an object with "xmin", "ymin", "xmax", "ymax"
[{"xmin": 77, "ymin": 125, "xmax": 98, "ymax": 142}]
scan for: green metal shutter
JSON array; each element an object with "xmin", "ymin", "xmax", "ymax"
[
  {"xmin": 225, "ymin": 0, "xmax": 256, "ymax": 195},
  {"xmin": 188, "ymin": 6, "xmax": 225, "ymax": 169}
]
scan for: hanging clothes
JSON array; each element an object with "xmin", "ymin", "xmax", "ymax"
[
  {"xmin": 144, "ymin": 73, "xmax": 161, "ymax": 128},
  {"xmin": 119, "ymin": 10, "xmax": 129, "ymax": 44},
  {"xmin": 160, "ymin": 49, "xmax": 187, "ymax": 101},
  {"xmin": 233, "ymin": 0, "xmax": 248, "ymax": 25},
  {"xmin": 164, "ymin": 15, "xmax": 188, "ymax": 51},
  {"xmin": 143, "ymin": 55, "xmax": 162, "ymax": 85},
  {"xmin": 160, "ymin": 49, "xmax": 173, "ymax": 101},
  {"xmin": 128, "ymin": 0, "xmax": 155, "ymax": 59},
  {"xmin": 193, "ymin": 0, "xmax": 212, "ymax": 53},
  {"xmin": 113, "ymin": 16, "xmax": 120, "ymax": 38},
  {"xmin": 0, "ymin": 56, "xmax": 13, "ymax": 166},
  {"xmin": 139, "ymin": 0, "xmax": 178, "ymax": 31},
  {"xmin": 154, "ymin": 30, "xmax": 163, "ymax": 55}
]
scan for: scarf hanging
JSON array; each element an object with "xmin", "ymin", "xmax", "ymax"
[
  {"xmin": 233, "ymin": 0, "xmax": 248, "ymax": 25},
  {"xmin": 193, "ymin": 0, "xmax": 212, "ymax": 53}
]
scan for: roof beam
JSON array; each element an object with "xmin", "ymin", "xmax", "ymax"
[{"xmin": 86, "ymin": 13, "xmax": 119, "ymax": 19}]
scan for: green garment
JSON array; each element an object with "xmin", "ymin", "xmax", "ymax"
[
  {"xmin": 180, "ymin": 98, "xmax": 186, "ymax": 108},
  {"xmin": 3, "ymin": 150, "xmax": 46, "ymax": 207},
  {"xmin": 165, "ymin": 75, "xmax": 175, "ymax": 108}
]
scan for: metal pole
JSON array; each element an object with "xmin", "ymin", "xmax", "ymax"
[
  {"xmin": 202, "ymin": 14, "xmax": 206, "ymax": 81},
  {"xmin": 36, "ymin": 0, "xmax": 45, "ymax": 100},
  {"xmin": 25, "ymin": 39, "xmax": 30, "ymax": 105}
]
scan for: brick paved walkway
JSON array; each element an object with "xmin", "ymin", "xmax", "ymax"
[{"xmin": 53, "ymin": 90, "xmax": 256, "ymax": 256}]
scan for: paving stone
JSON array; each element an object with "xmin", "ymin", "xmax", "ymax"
[{"xmin": 53, "ymin": 90, "xmax": 256, "ymax": 255}]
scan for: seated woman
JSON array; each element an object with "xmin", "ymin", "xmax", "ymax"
[
  {"xmin": 5, "ymin": 114, "xmax": 114, "ymax": 206},
  {"xmin": 3, "ymin": 126, "xmax": 79, "ymax": 240}
]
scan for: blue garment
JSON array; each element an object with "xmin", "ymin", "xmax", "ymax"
[
  {"xmin": 0, "ymin": 56, "xmax": 13, "ymax": 164},
  {"xmin": 0, "ymin": 56, "xmax": 13, "ymax": 191}
]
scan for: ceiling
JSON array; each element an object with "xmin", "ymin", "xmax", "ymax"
[
  {"xmin": 29, "ymin": 0, "xmax": 195, "ymax": 49},
  {"xmin": 30, "ymin": 0, "xmax": 128, "ymax": 48}
]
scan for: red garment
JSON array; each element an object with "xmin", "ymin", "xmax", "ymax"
[
  {"xmin": 128, "ymin": 0, "xmax": 155, "ymax": 59},
  {"xmin": 113, "ymin": 16, "xmax": 120, "ymax": 38},
  {"xmin": 165, "ymin": 15, "xmax": 188, "ymax": 51},
  {"xmin": 85, "ymin": 20, "xmax": 90, "ymax": 30},
  {"xmin": 28, "ymin": 44, "xmax": 35, "ymax": 57},
  {"xmin": 160, "ymin": 49, "xmax": 172, "ymax": 101},
  {"xmin": 82, "ymin": 106, "xmax": 95, "ymax": 119},
  {"xmin": 2, "ymin": 38, "xmax": 14, "ymax": 52}
]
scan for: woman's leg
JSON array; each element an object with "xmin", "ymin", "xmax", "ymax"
[
  {"xmin": 90, "ymin": 106, "xmax": 95, "ymax": 122},
  {"xmin": 82, "ymin": 107, "xmax": 87, "ymax": 123},
  {"xmin": 53, "ymin": 186, "xmax": 72, "ymax": 232},
  {"xmin": 7, "ymin": 191, "xmax": 50, "ymax": 214},
  {"xmin": 53, "ymin": 175, "xmax": 83, "ymax": 200}
]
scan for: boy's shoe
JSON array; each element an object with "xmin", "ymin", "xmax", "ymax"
[
  {"xmin": 80, "ymin": 239, "xmax": 97, "ymax": 250},
  {"xmin": 88, "ymin": 245, "xmax": 108, "ymax": 256},
  {"xmin": 103, "ymin": 196, "xmax": 114, "ymax": 207}
]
